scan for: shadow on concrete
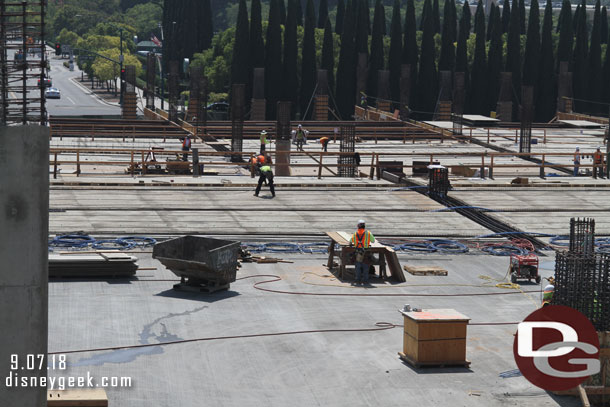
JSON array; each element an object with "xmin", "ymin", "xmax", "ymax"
[
  {"xmin": 154, "ymin": 288, "xmax": 241, "ymax": 303},
  {"xmin": 398, "ymin": 359, "xmax": 474, "ymax": 374}
]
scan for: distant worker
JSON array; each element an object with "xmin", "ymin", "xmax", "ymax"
[
  {"xmin": 320, "ymin": 136, "xmax": 329, "ymax": 152},
  {"xmin": 573, "ymin": 147, "xmax": 580, "ymax": 176},
  {"xmin": 181, "ymin": 136, "xmax": 191, "ymax": 161},
  {"xmin": 360, "ymin": 94, "xmax": 367, "ymax": 110},
  {"xmin": 260, "ymin": 130, "xmax": 269, "ymax": 154},
  {"xmin": 350, "ymin": 220, "xmax": 375, "ymax": 286},
  {"xmin": 254, "ymin": 164, "xmax": 275, "ymax": 198},
  {"xmin": 295, "ymin": 124, "xmax": 307, "ymax": 151},
  {"xmin": 593, "ymin": 147, "xmax": 604, "ymax": 179},
  {"xmin": 542, "ymin": 276, "xmax": 555, "ymax": 307}
]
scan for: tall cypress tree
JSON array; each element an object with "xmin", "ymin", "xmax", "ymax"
[
  {"xmin": 602, "ymin": 29, "xmax": 610, "ymax": 103},
  {"xmin": 501, "ymin": 0, "xmax": 510, "ymax": 33},
  {"xmin": 420, "ymin": 0, "xmax": 429, "ymax": 30},
  {"xmin": 278, "ymin": 0, "xmax": 286, "ymax": 25},
  {"xmin": 321, "ymin": 18, "xmax": 335, "ymax": 96},
  {"xmin": 367, "ymin": 0, "xmax": 386, "ymax": 99},
  {"xmin": 433, "ymin": 0, "xmax": 441, "ymax": 34},
  {"xmin": 556, "ymin": 0, "xmax": 573, "ymax": 69},
  {"xmin": 336, "ymin": 0, "xmax": 356, "ymax": 118},
  {"xmin": 462, "ymin": 0, "xmax": 472, "ymax": 34},
  {"xmin": 537, "ymin": 0, "xmax": 556, "ymax": 121},
  {"xmin": 231, "ymin": 0, "xmax": 250, "ymax": 87},
  {"xmin": 449, "ymin": 0, "xmax": 458, "ymax": 44},
  {"xmin": 318, "ymin": 0, "xmax": 328, "ymax": 28},
  {"xmin": 439, "ymin": 0, "xmax": 456, "ymax": 71},
  {"xmin": 573, "ymin": 4, "xmax": 580, "ymax": 33},
  {"xmin": 283, "ymin": 0, "xmax": 298, "ymax": 116},
  {"xmin": 505, "ymin": 0, "xmax": 521, "ymax": 112},
  {"xmin": 265, "ymin": 0, "xmax": 283, "ymax": 118},
  {"xmin": 572, "ymin": 0, "xmax": 588, "ymax": 109},
  {"xmin": 363, "ymin": 0, "xmax": 371, "ymax": 34},
  {"xmin": 296, "ymin": 0, "xmax": 303, "ymax": 25},
  {"xmin": 417, "ymin": 0, "xmax": 438, "ymax": 117},
  {"xmin": 403, "ymin": 0, "xmax": 419, "ymax": 108},
  {"xmin": 250, "ymin": 0, "xmax": 265, "ymax": 69},
  {"xmin": 474, "ymin": 0, "xmax": 484, "ymax": 35},
  {"xmin": 456, "ymin": 0, "xmax": 470, "ymax": 110},
  {"xmin": 336, "ymin": 0, "xmax": 345, "ymax": 34},
  {"xmin": 202, "ymin": 0, "xmax": 214, "ymax": 50},
  {"xmin": 519, "ymin": 0, "xmax": 526, "ymax": 34},
  {"xmin": 388, "ymin": 0, "xmax": 403, "ymax": 105},
  {"xmin": 355, "ymin": 0, "xmax": 370, "ymax": 55},
  {"xmin": 470, "ymin": 0, "xmax": 487, "ymax": 114},
  {"xmin": 487, "ymin": 3, "xmax": 496, "ymax": 41},
  {"xmin": 487, "ymin": 3, "xmax": 503, "ymax": 113},
  {"xmin": 588, "ymin": 0, "xmax": 603, "ymax": 112},
  {"xmin": 300, "ymin": 0, "xmax": 317, "ymax": 117},
  {"xmin": 522, "ymin": 0, "xmax": 540, "ymax": 87},
  {"xmin": 601, "ymin": 6, "xmax": 608, "ymax": 44}
]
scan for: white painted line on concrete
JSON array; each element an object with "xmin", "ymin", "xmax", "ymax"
[
  {"xmin": 67, "ymin": 96, "xmax": 76, "ymax": 105},
  {"xmin": 69, "ymin": 77, "xmax": 119, "ymax": 108}
]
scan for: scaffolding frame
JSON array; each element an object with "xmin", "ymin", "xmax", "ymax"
[{"xmin": 0, "ymin": 0, "xmax": 47, "ymax": 125}]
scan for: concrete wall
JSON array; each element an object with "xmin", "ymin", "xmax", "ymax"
[{"xmin": 0, "ymin": 126, "xmax": 49, "ymax": 406}]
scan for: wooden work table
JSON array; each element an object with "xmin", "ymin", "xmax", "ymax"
[{"xmin": 325, "ymin": 231, "xmax": 405, "ymax": 282}]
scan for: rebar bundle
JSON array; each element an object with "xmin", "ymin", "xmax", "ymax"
[
  {"xmin": 0, "ymin": 0, "xmax": 47, "ymax": 125},
  {"xmin": 428, "ymin": 166, "xmax": 449, "ymax": 198},
  {"xmin": 569, "ymin": 218, "xmax": 596, "ymax": 255},
  {"xmin": 230, "ymin": 83, "xmax": 245, "ymax": 161},
  {"xmin": 168, "ymin": 61, "xmax": 179, "ymax": 123},
  {"xmin": 338, "ymin": 125, "xmax": 356, "ymax": 177}
]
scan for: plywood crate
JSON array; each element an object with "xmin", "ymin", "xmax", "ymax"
[
  {"xmin": 47, "ymin": 389, "xmax": 108, "ymax": 406},
  {"xmin": 399, "ymin": 308, "xmax": 470, "ymax": 367}
]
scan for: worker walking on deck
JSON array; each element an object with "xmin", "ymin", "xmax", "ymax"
[
  {"xmin": 181, "ymin": 136, "xmax": 191, "ymax": 161},
  {"xmin": 260, "ymin": 130, "xmax": 269, "ymax": 154},
  {"xmin": 254, "ymin": 165, "xmax": 275, "ymax": 198},
  {"xmin": 295, "ymin": 124, "xmax": 307, "ymax": 151},
  {"xmin": 573, "ymin": 147, "xmax": 580, "ymax": 176},
  {"xmin": 320, "ymin": 136, "xmax": 329, "ymax": 152},
  {"xmin": 350, "ymin": 220, "xmax": 375, "ymax": 285},
  {"xmin": 593, "ymin": 147, "xmax": 604, "ymax": 179}
]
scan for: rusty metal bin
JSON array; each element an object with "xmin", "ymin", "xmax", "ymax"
[{"xmin": 153, "ymin": 235, "xmax": 240, "ymax": 292}]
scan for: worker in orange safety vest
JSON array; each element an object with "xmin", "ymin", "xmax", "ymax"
[{"xmin": 350, "ymin": 220, "xmax": 375, "ymax": 285}]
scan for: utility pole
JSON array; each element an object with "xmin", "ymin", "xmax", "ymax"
[
  {"xmin": 119, "ymin": 27, "xmax": 124, "ymax": 106},
  {"xmin": 159, "ymin": 22, "xmax": 165, "ymax": 110}
]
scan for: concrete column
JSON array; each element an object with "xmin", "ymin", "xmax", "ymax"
[{"xmin": 0, "ymin": 126, "xmax": 49, "ymax": 406}]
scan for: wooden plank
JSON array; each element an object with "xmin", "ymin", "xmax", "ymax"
[
  {"xmin": 326, "ymin": 231, "xmax": 349, "ymax": 245},
  {"xmin": 404, "ymin": 265, "xmax": 448, "ymax": 276},
  {"xmin": 47, "ymin": 389, "xmax": 108, "ymax": 406},
  {"xmin": 385, "ymin": 249, "xmax": 406, "ymax": 282},
  {"xmin": 578, "ymin": 384, "xmax": 591, "ymax": 407}
]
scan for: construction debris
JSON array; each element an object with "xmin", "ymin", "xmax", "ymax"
[{"xmin": 403, "ymin": 265, "xmax": 448, "ymax": 276}]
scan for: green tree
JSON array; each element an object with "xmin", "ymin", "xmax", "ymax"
[
  {"xmin": 336, "ymin": 0, "xmax": 356, "ymax": 118},
  {"xmin": 279, "ymin": 0, "xmax": 286, "ymax": 25},
  {"xmin": 296, "ymin": 0, "xmax": 303, "ymax": 25},
  {"xmin": 321, "ymin": 18, "xmax": 335, "ymax": 96},
  {"xmin": 522, "ymin": 0, "xmax": 540, "ymax": 87},
  {"xmin": 283, "ymin": 0, "xmax": 298, "ymax": 116},
  {"xmin": 487, "ymin": 3, "xmax": 503, "ymax": 113},
  {"xmin": 573, "ymin": 4, "xmax": 580, "ymax": 33},
  {"xmin": 367, "ymin": 0, "xmax": 386, "ymax": 99},
  {"xmin": 201, "ymin": 0, "xmax": 214, "ymax": 50},
  {"xmin": 448, "ymin": 0, "xmax": 457, "ymax": 45},
  {"xmin": 462, "ymin": 0, "xmax": 472, "ymax": 34},
  {"xmin": 56, "ymin": 28, "xmax": 80, "ymax": 47},
  {"xmin": 602, "ymin": 28, "xmax": 610, "ymax": 103},
  {"xmin": 537, "ymin": 0, "xmax": 556, "ymax": 121},
  {"xmin": 433, "ymin": 0, "xmax": 441, "ymax": 34},
  {"xmin": 602, "ymin": 6, "xmax": 608, "ymax": 44},
  {"xmin": 456, "ymin": 0, "xmax": 470, "ymax": 110},
  {"xmin": 439, "ymin": 0, "xmax": 456, "ymax": 71},
  {"xmin": 265, "ymin": 0, "xmax": 283, "ymax": 118},
  {"xmin": 355, "ymin": 0, "xmax": 370, "ymax": 55},
  {"xmin": 318, "ymin": 0, "xmax": 328, "ymax": 28},
  {"xmin": 588, "ymin": 0, "xmax": 603, "ymax": 112},
  {"xmin": 505, "ymin": 0, "xmax": 521, "ymax": 113},
  {"xmin": 300, "ymin": 0, "xmax": 317, "ymax": 117},
  {"xmin": 125, "ymin": 3, "xmax": 162, "ymax": 40},
  {"xmin": 556, "ymin": 0, "xmax": 573, "ymax": 69},
  {"xmin": 470, "ymin": 0, "xmax": 487, "ymax": 115},
  {"xmin": 519, "ymin": 0, "xmax": 526, "ymax": 34},
  {"xmin": 417, "ymin": 0, "xmax": 437, "ymax": 116},
  {"xmin": 501, "ymin": 0, "xmax": 510, "ymax": 33},
  {"xmin": 250, "ymin": 0, "xmax": 265, "ymax": 69},
  {"xmin": 572, "ymin": 0, "xmax": 588, "ymax": 110},
  {"xmin": 486, "ymin": 3, "xmax": 496, "ymax": 40},
  {"xmin": 403, "ymin": 0, "xmax": 419, "ymax": 108},
  {"xmin": 231, "ymin": 0, "xmax": 250, "ymax": 89},
  {"xmin": 388, "ymin": 0, "xmax": 403, "ymax": 105},
  {"xmin": 336, "ymin": 0, "xmax": 345, "ymax": 34}
]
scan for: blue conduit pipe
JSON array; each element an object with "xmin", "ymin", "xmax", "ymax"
[
  {"xmin": 482, "ymin": 245, "xmax": 529, "ymax": 256},
  {"xmin": 49, "ymin": 234, "xmax": 96, "ymax": 248},
  {"xmin": 92, "ymin": 239, "xmax": 135, "ymax": 250},
  {"xmin": 399, "ymin": 242, "xmax": 437, "ymax": 252},
  {"xmin": 264, "ymin": 242, "xmax": 302, "ymax": 253},
  {"xmin": 300, "ymin": 242, "xmax": 329, "ymax": 254},
  {"xmin": 241, "ymin": 243, "xmax": 266, "ymax": 252},
  {"xmin": 428, "ymin": 239, "xmax": 469, "ymax": 253},
  {"xmin": 118, "ymin": 236, "xmax": 157, "ymax": 247}
]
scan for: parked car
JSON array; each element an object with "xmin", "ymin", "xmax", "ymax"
[
  {"xmin": 38, "ymin": 78, "xmax": 52, "ymax": 88},
  {"xmin": 206, "ymin": 102, "xmax": 229, "ymax": 120},
  {"xmin": 45, "ymin": 87, "xmax": 60, "ymax": 99}
]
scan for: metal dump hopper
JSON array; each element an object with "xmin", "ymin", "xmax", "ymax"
[{"xmin": 153, "ymin": 236, "xmax": 240, "ymax": 292}]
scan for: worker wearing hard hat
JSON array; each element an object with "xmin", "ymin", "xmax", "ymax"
[
  {"xmin": 593, "ymin": 147, "xmax": 605, "ymax": 179},
  {"xmin": 542, "ymin": 276, "xmax": 555, "ymax": 307},
  {"xmin": 295, "ymin": 124, "xmax": 307, "ymax": 151},
  {"xmin": 320, "ymin": 136, "xmax": 329, "ymax": 152},
  {"xmin": 573, "ymin": 147, "xmax": 580, "ymax": 176},
  {"xmin": 260, "ymin": 130, "xmax": 270, "ymax": 154},
  {"xmin": 350, "ymin": 220, "xmax": 375, "ymax": 285}
]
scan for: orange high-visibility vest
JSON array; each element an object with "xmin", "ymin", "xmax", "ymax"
[
  {"xmin": 594, "ymin": 151, "xmax": 603, "ymax": 164},
  {"xmin": 351, "ymin": 229, "xmax": 373, "ymax": 249}
]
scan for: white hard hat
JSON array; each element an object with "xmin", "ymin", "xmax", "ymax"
[
  {"xmin": 576, "ymin": 147, "xmax": 579, "ymax": 150},
  {"xmin": 261, "ymin": 130, "xmax": 267, "ymax": 134},
  {"xmin": 598, "ymin": 146, "xmax": 602, "ymax": 150},
  {"xmin": 298, "ymin": 124, "xmax": 302, "ymax": 128},
  {"xmin": 358, "ymin": 219, "xmax": 366, "ymax": 226}
]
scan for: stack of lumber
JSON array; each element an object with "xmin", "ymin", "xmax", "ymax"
[
  {"xmin": 403, "ymin": 265, "xmax": 448, "ymax": 276},
  {"xmin": 48, "ymin": 253, "xmax": 138, "ymax": 278}
]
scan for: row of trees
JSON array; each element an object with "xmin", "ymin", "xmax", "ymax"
[{"xmin": 165, "ymin": 0, "xmax": 610, "ymax": 121}]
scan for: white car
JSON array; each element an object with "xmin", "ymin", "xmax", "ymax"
[{"xmin": 45, "ymin": 87, "xmax": 60, "ymax": 99}]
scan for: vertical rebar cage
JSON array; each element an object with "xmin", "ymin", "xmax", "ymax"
[
  {"xmin": 230, "ymin": 83, "xmax": 245, "ymax": 161},
  {"xmin": 0, "ymin": 0, "xmax": 47, "ymax": 125},
  {"xmin": 146, "ymin": 53, "xmax": 156, "ymax": 110},
  {"xmin": 570, "ymin": 217, "xmax": 596, "ymax": 255},
  {"xmin": 519, "ymin": 86, "xmax": 534, "ymax": 154},
  {"xmin": 338, "ymin": 125, "xmax": 356, "ymax": 177},
  {"xmin": 428, "ymin": 166, "xmax": 449, "ymax": 198},
  {"xmin": 168, "ymin": 60, "xmax": 179, "ymax": 122},
  {"xmin": 554, "ymin": 251, "xmax": 610, "ymax": 331}
]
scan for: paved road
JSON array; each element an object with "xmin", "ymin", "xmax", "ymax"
[{"xmin": 46, "ymin": 52, "xmax": 121, "ymax": 117}]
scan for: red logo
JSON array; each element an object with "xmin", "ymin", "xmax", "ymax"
[{"xmin": 513, "ymin": 305, "xmax": 600, "ymax": 391}]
